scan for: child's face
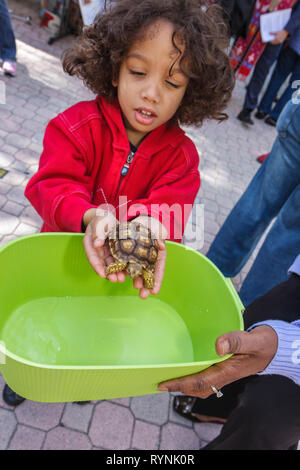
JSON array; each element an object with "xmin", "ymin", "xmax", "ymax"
[{"xmin": 113, "ymin": 19, "xmax": 189, "ymax": 147}]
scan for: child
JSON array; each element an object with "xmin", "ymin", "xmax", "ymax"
[
  {"xmin": 25, "ymin": 0, "xmax": 234, "ymax": 299},
  {"xmin": 3, "ymin": 0, "xmax": 235, "ymax": 408}
]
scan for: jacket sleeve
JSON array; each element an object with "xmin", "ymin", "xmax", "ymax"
[
  {"xmin": 285, "ymin": 1, "xmax": 300, "ymax": 35},
  {"xmin": 248, "ymin": 320, "xmax": 300, "ymax": 386},
  {"xmin": 123, "ymin": 143, "xmax": 201, "ymax": 243},
  {"xmin": 24, "ymin": 115, "xmax": 97, "ymax": 232}
]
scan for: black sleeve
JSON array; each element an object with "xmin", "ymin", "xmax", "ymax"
[
  {"xmin": 219, "ymin": 0, "xmax": 235, "ymax": 16},
  {"xmin": 243, "ymin": 273, "xmax": 300, "ymax": 330}
]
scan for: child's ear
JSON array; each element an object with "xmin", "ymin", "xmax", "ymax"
[{"xmin": 112, "ymin": 78, "xmax": 118, "ymax": 87}]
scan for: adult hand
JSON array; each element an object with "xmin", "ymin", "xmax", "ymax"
[
  {"xmin": 83, "ymin": 211, "xmax": 126, "ymax": 283},
  {"xmin": 270, "ymin": 29, "xmax": 288, "ymax": 45},
  {"xmin": 157, "ymin": 325, "xmax": 278, "ymax": 398}
]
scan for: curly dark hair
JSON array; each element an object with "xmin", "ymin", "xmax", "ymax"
[{"xmin": 62, "ymin": 0, "xmax": 235, "ymax": 126}]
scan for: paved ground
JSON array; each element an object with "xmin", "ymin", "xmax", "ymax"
[{"xmin": 0, "ymin": 0, "xmax": 281, "ymax": 450}]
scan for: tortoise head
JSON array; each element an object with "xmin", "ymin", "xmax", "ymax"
[{"xmin": 126, "ymin": 262, "xmax": 143, "ymax": 279}]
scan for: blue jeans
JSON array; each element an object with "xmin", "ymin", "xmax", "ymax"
[
  {"xmin": 244, "ymin": 43, "xmax": 281, "ymax": 110},
  {"xmin": 0, "ymin": 0, "xmax": 17, "ymax": 62},
  {"xmin": 258, "ymin": 46, "xmax": 300, "ymax": 120},
  {"xmin": 207, "ymin": 100, "xmax": 300, "ymax": 306}
]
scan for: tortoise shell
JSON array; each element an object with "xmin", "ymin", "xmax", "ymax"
[{"xmin": 108, "ymin": 221, "xmax": 159, "ymax": 271}]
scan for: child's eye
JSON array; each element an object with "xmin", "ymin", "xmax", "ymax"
[
  {"xmin": 129, "ymin": 70, "xmax": 145, "ymax": 76},
  {"xmin": 166, "ymin": 80, "xmax": 180, "ymax": 89}
]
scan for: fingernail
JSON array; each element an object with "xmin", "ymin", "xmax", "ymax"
[{"xmin": 219, "ymin": 339, "xmax": 230, "ymax": 356}]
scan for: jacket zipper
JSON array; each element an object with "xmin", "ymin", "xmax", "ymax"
[{"xmin": 116, "ymin": 150, "xmax": 136, "ymax": 194}]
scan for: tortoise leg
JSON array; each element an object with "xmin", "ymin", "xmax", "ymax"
[
  {"xmin": 142, "ymin": 269, "xmax": 155, "ymax": 289},
  {"xmin": 106, "ymin": 262, "xmax": 127, "ymax": 275}
]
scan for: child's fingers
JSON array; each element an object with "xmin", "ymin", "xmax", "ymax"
[
  {"xmin": 157, "ymin": 239, "xmax": 166, "ymax": 251},
  {"xmin": 151, "ymin": 262, "xmax": 165, "ymax": 294},
  {"xmin": 107, "ymin": 271, "xmax": 126, "ymax": 283},
  {"xmin": 132, "ymin": 277, "xmax": 150, "ymax": 298},
  {"xmin": 133, "ymin": 276, "xmax": 144, "ymax": 290},
  {"xmin": 84, "ymin": 216, "xmax": 125, "ymax": 283},
  {"xmin": 83, "ymin": 233, "xmax": 107, "ymax": 278},
  {"xmin": 100, "ymin": 238, "xmax": 127, "ymax": 282},
  {"xmin": 107, "ymin": 272, "xmax": 118, "ymax": 282},
  {"xmin": 151, "ymin": 242, "xmax": 166, "ymax": 295},
  {"xmin": 139, "ymin": 287, "xmax": 150, "ymax": 299},
  {"xmin": 132, "ymin": 241, "xmax": 166, "ymax": 295},
  {"xmin": 84, "ymin": 233, "xmax": 118, "ymax": 281},
  {"xmin": 116, "ymin": 271, "xmax": 126, "ymax": 282},
  {"xmin": 93, "ymin": 237, "xmax": 105, "ymax": 248}
]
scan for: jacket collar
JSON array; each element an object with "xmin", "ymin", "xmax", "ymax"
[{"xmin": 96, "ymin": 95, "xmax": 186, "ymax": 159}]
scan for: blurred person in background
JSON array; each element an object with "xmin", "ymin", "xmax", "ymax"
[
  {"xmin": 0, "ymin": 0, "xmax": 17, "ymax": 76},
  {"xmin": 235, "ymin": 0, "xmax": 300, "ymax": 125},
  {"xmin": 254, "ymin": 1, "xmax": 300, "ymax": 126},
  {"xmin": 207, "ymin": 98, "xmax": 300, "ymax": 307},
  {"xmin": 219, "ymin": 0, "xmax": 256, "ymax": 40}
]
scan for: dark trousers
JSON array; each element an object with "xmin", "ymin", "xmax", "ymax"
[
  {"xmin": 193, "ymin": 284, "xmax": 300, "ymax": 450},
  {"xmin": 258, "ymin": 46, "xmax": 300, "ymax": 120},
  {"xmin": 199, "ymin": 375, "xmax": 300, "ymax": 450},
  {"xmin": 244, "ymin": 43, "xmax": 281, "ymax": 110}
]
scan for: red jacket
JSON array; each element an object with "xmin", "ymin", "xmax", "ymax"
[{"xmin": 25, "ymin": 96, "xmax": 200, "ymax": 242}]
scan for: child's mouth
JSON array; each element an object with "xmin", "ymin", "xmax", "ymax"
[{"xmin": 134, "ymin": 108, "xmax": 157, "ymax": 126}]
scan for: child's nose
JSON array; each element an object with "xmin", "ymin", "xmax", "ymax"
[{"xmin": 141, "ymin": 80, "xmax": 160, "ymax": 103}]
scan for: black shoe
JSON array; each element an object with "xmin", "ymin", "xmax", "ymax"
[
  {"xmin": 237, "ymin": 108, "xmax": 254, "ymax": 125},
  {"xmin": 288, "ymin": 443, "xmax": 298, "ymax": 450},
  {"xmin": 2, "ymin": 384, "xmax": 25, "ymax": 407},
  {"xmin": 265, "ymin": 116, "xmax": 277, "ymax": 127},
  {"xmin": 255, "ymin": 110, "xmax": 267, "ymax": 120},
  {"xmin": 173, "ymin": 396, "xmax": 227, "ymax": 424}
]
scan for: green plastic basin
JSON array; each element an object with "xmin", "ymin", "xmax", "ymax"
[{"xmin": 0, "ymin": 233, "xmax": 244, "ymax": 402}]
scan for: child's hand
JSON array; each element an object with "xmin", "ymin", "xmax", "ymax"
[
  {"xmin": 133, "ymin": 239, "xmax": 166, "ymax": 299},
  {"xmin": 132, "ymin": 215, "xmax": 168, "ymax": 300},
  {"xmin": 83, "ymin": 211, "xmax": 126, "ymax": 283}
]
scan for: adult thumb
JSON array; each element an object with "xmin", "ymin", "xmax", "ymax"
[{"xmin": 216, "ymin": 330, "xmax": 253, "ymax": 357}]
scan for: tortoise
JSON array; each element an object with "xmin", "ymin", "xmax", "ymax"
[{"xmin": 106, "ymin": 220, "xmax": 159, "ymax": 289}]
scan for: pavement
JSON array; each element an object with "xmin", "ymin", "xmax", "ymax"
[{"xmin": 0, "ymin": 0, "xmax": 282, "ymax": 451}]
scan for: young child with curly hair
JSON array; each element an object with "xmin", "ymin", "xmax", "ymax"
[{"xmin": 25, "ymin": 0, "xmax": 234, "ymax": 300}]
